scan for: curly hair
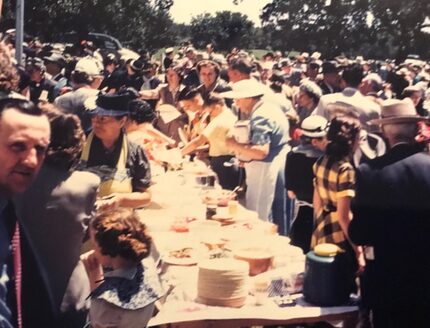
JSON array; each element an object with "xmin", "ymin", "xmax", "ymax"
[
  {"xmin": 0, "ymin": 43, "xmax": 19, "ymax": 92},
  {"xmin": 91, "ymin": 208, "xmax": 152, "ymax": 263},
  {"xmin": 128, "ymin": 99, "xmax": 155, "ymax": 124},
  {"xmin": 38, "ymin": 103, "xmax": 85, "ymax": 169},
  {"xmin": 326, "ymin": 116, "xmax": 361, "ymax": 160}
]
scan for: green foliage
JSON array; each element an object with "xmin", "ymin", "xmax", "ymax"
[
  {"xmin": 1, "ymin": 0, "xmax": 176, "ymax": 53},
  {"xmin": 259, "ymin": 0, "xmax": 430, "ymax": 59},
  {"xmin": 189, "ymin": 11, "xmax": 255, "ymax": 52}
]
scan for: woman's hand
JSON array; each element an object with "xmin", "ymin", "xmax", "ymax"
[
  {"xmin": 95, "ymin": 194, "xmax": 122, "ymax": 212},
  {"xmin": 80, "ymin": 250, "xmax": 104, "ymax": 290}
]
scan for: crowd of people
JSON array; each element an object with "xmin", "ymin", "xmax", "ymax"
[{"xmin": 1, "ymin": 28, "xmax": 430, "ymax": 327}]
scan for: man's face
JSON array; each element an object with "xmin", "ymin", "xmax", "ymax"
[
  {"xmin": 234, "ymin": 97, "xmax": 254, "ymax": 113},
  {"xmin": 199, "ymin": 66, "xmax": 217, "ymax": 88},
  {"xmin": 180, "ymin": 95, "xmax": 204, "ymax": 113},
  {"xmin": 227, "ymin": 68, "xmax": 243, "ymax": 83},
  {"xmin": 0, "ymin": 108, "xmax": 50, "ymax": 197}
]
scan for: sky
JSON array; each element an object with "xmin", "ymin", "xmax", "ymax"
[{"xmin": 169, "ymin": 0, "xmax": 272, "ymax": 27}]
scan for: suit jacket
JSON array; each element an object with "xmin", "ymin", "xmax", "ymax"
[
  {"xmin": 313, "ymin": 87, "xmax": 381, "ymax": 133},
  {"xmin": 15, "ymin": 166, "xmax": 100, "ymax": 327},
  {"xmin": 349, "ymin": 143, "xmax": 430, "ymax": 308}
]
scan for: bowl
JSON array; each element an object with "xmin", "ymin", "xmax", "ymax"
[
  {"xmin": 201, "ymin": 189, "xmax": 237, "ymax": 206},
  {"xmin": 234, "ymin": 248, "xmax": 274, "ymax": 276}
]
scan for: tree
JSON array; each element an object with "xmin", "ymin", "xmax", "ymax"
[
  {"xmin": 370, "ymin": 0, "xmax": 430, "ymax": 59},
  {"xmin": 260, "ymin": 0, "xmax": 374, "ymax": 58},
  {"xmin": 1, "ymin": 0, "xmax": 176, "ymax": 53},
  {"xmin": 189, "ymin": 11, "xmax": 255, "ymax": 52}
]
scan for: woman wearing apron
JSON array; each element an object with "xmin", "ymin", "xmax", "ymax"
[{"xmin": 79, "ymin": 92, "xmax": 152, "ymax": 213}]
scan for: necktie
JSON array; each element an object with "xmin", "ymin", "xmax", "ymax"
[{"xmin": 11, "ymin": 224, "xmax": 22, "ymax": 328}]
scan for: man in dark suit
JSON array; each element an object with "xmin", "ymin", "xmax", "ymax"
[
  {"xmin": 349, "ymin": 98, "xmax": 430, "ymax": 328},
  {"xmin": 0, "ymin": 98, "xmax": 50, "ymax": 328}
]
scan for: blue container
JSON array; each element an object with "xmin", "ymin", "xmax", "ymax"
[{"xmin": 303, "ymin": 250, "xmax": 351, "ymax": 306}]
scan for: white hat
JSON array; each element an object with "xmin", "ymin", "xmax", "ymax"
[
  {"xmin": 219, "ymin": 79, "xmax": 265, "ymax": 99},
  {"xmin": 75, "ymin": 56, "xmax": 104, "ymax": 77},
  {"xmin": 165, "ymin": 47, "xmax": 174, "ymax": 54},
  {"xmin": 301, "ymin": 115, "xmax": 328, "ymax": 138}
]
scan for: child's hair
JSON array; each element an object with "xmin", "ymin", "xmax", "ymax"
[{"xmin": 91, "ymin": 208, "xmax": 152, "ymax": 263}]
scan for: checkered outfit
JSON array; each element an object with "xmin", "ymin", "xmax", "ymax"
[{"xmin": 311, "ymin": 156, "xmax": 355, "ymax": 250}]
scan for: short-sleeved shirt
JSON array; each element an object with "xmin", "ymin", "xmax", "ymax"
[
  {"xmin": 311, "ymin": 155, "xmax": 355, "ymax": 249},
  {"xmin": 202, "ymin": 109, "xmax": 236, "ymax": 157},
  {"xmin": 83, "ymin": 133, "xmax": 151, "ymax": 192},
  {"xmin": 249, "ymin": 100, "xmax": 290, "ymax": 162}
]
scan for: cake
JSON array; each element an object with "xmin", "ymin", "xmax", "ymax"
[{"xmin": 197, "ymin": 259, "xmax": 249, "ymax": 307}]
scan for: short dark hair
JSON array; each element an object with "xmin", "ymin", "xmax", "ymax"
[
  {"xmin": 228, "ymin": 58, "xmax": 253, "ymax": 75},
  {"xmin": 177, "ymin": 87, "xmax": 200, "ymax": 101},
  {"xmin": 204, "ymin": 93, "xmax": 225, "ymax": 107},
  {"xmin": 91, "ymin": 208, "xmax": 152, "ymax": 263},
  {"xmin": 342, "ymin": 64, "xmax": 364, "ymax": 88},
  {"xmin": 0, "ymin": 98, "xmax": 41, "ymax": 118},
  {"xmin": 196, "ymin": 60, "xmax": 220, "ymax": 76},
  {"xmin": 128, "ymin": 99, "xmax": 155, "ymax": 124}
]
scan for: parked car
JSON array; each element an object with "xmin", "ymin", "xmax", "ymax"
[{"xmin": 59, "ymin": 32, "xmax": 139, "ymax": 61}]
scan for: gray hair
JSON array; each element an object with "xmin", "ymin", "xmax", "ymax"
[
  {"xmin": 382, "ymin": 123, "xmax": 418, "ymax": 146},
  {"xmin": 299, "ymin": 80, "xmax": 322, "ymax": 104}
]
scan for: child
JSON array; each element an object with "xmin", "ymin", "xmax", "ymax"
[{"xmin": 81, "ymin": 208, "xmax": 163, "ymax": 328}]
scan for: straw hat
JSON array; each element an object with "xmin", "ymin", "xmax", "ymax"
[{"xmin": 219, "ymin": 79, "xmax": 265, "ymax": 99}]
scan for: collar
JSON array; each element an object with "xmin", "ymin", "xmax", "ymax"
[{"xmin": 104, "ymin": 266, "xmax": 138, "ymax": 280}]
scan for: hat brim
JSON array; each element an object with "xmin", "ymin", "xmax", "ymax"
[
  {"xmin": 219, "ymin": 90, "xmax": 264, "ymax": 99},
  {"xmin": 369, "ymin": 116, "xmax": 425, "ymax": 125},
  {"xmin": 84, "ymin": 96, "xmax": 128, "ymax": 117},
  {"xmin": 302, "ymin": 131, "xmax": 327, "ymax": 138},
  {"xmin": 88, "ymin": 107, "xmax": 129, "ymax": 117}
]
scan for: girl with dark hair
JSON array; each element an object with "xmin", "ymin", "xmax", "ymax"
[
  {"xmin": 312, "ymin": 116, "xmax": 364, "ymax": 274},
  {"xmin": 81, "ymin": 208, "xmax": 163, "ymax": 328}
]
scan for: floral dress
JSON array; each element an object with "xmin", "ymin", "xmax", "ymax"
[{"xmin": 88, "ymin": 260, "xmax": 164, "ymax": 328}]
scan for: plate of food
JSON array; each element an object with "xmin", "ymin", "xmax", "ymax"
[{"xmin": 163, "ymin": 247, "xmax": 199, "ymax": 266}]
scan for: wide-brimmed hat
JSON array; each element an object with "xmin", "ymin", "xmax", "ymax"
[
  {"xmin": 219, "ymin": 79, "xmax": 265, "ymax": 99},
  {"xmin": 43, "ymin": 52, "xmax": 66, "ymax": 67},
  {"xmin": 370, "ymin": 98, "xmax": 425, "ymax": 125},
  {"xmin": 301, "ymin": 115, "xmax": 328, "ymax": 138},
  {"xmin": 85, "ymin": 93, "xmax": 130, "ymax": 117},
  {"xmin": 129, "ymin": 59, "xmax": 146, "ymax": 72}
]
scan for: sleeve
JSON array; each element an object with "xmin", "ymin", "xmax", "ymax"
[
  {"xmin": 201, "ymin": 120, "xmax": 216, "ymax": 140},
  {"xmin": 128, "ymin": 142, "xmax": 152, "ymax": 191},
  {"xmin": 250, "ymin": 114, "xmax": 272, "ymax": 145},
  {"xmin": 336, "ymin": 163, "xmax": 355, "ymax": 198}
]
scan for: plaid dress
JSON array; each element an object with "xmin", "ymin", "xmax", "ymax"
[{"xmin": 311, "ymin": 155, "xmax": 355, "ymax": 250}]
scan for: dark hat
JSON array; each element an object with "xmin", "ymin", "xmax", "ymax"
[
  {"xmin": 129, "ymin": 59, "xmax": 145, "ymax": 72},
  {"xmin": 26, "ymin": 57, "xmax": 45, "ymax": 70},
  {"xmin": 85, "ymin": 93, "xmax": 130, "ymax": 117},
  {"xmin": 321, "ymin": 61, "xmax": 339, "ymax": 74},
  {"xmin": 43, "ymin": 52, "xmax": 66, "ymax": 67}
]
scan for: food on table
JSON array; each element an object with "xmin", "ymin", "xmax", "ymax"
[{"xmin": 168, "ymin": 247, "xmax": 193, "ymax": 259}]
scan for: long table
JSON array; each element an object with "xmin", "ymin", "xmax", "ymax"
[{"xmin": 140, "ymin": 169, "xmax": 358, "ymax": 327}]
